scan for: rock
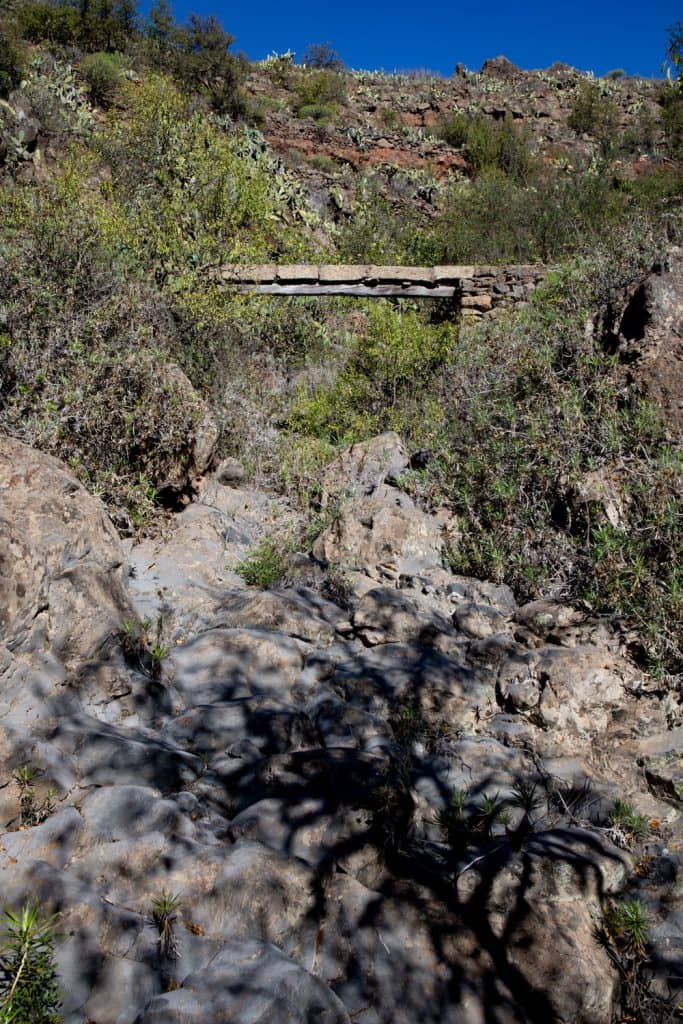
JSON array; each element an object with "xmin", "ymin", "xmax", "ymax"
[
  {"xmin": 320, "ymin": 431, "xmax": 409, "ymax": 505},
  {"xmin": 137, "ymin": 939, "xmax": 351, "ymax": 1023},
  {"xmin": 641, "ymin": 747, "xmax": 683, "ymax": 806},
  {"xmin": 456, "ymin": 829, "xmax": 628, "ymax": 1024},
  {"xmin": 497, "ymin": 644, "xmax": 630, "ymax": 737},
  {"xmin": 352, "ymin": 586, "xmax": 452, "ymax": 645},
  {"xmin": 611, "ymin": 247, "xmax": 683, "ymax": 437},
  {"xmin": 448, "ymin": 576, "xmax": 517, "ymax": 615},
  {"xmin": 328, "ymin": 642, "xmax": 490, "ymax": 733},
  {"xmin": 480, "ymin": 55, "xmax": 523, "ymax": 79},
  {"xmin": 514, "ymin": 599, "xmax": 584, "ymax": 638},
  {"xmin": 213, "ymin": 587, "xmax": 351, "ymax": 644},
  {"xmin": 561, "ymin": 467, "xmax": 629, "ymax": 530},
  {"xmin": 166, "ymin": 628, "xmax": 307, "ymax": 706},
  {"xmin": 156, "ymin": 365, "xmax": 218, "ymax": 491},
  {"xmin": 215, "ymin": 456, "xmax": 247, "ymax": 484},
  {"xmin": 453, "ymin": 602, "xmax": 510, "ymax": 639},
  {"xmin": 0, "ymin": 436, "xmax": 131, "ymax": 665},
  {"xmin": 313, "ymin": 486, "xmax": 444, "ymax": 580}
]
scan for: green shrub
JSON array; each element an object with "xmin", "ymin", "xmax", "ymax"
[
  {"xmin": 289, "ymin": 303, "xmax": 453, "ymax": 443},
  {"xmin": 80, "ymin": 51, "xmax": 127, "ymax": 107},
  {"xmin": 0, "ymin": 903, "xmax": 62, "ymax": 1024},
  {"xmin": 605, "ymin": 900, "xmax": 648, "ymax": 956},
  {"xmin": 0, "ymin": 31, "xmax": 22, "ymax": 98},
  {"xmin": 568, "ymin": 81, "xmax": 618, "ymax": 153},
  {"xmin": 236, "ymin": 538, "xmax": 288, "ymax": 588},
  {"xmin": 438, "ymin": 110, "xmax": 469, "ymax": 147},
  {"xmin": 661, "ymin": 84, "xmax": 683, "ymax": 159},
  {"xmin": 296, "ymin": 102, "xmax": 335, "ymax": 121},
  {"xmin": 607, "ymin": 800, "xmax": 649, "ymax": 840},
  {"xmin": 293, "ymin": 69, "xmax": 346, "ymax": 115},
  {"xmin": 171, "ymin": 14, "xmax": 246, "ymax": 116},
  {"xmin": 17, "ymin": 2, "xmax": 79, "ymax": 46}
]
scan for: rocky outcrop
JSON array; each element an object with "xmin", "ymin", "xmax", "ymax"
[
  {"xmin": 0, "ymin": 435, "xmax": 680, "ymax": 1023},
  {"xmin": 609, "ymin": 246, "xmax": 683, "ymax": 438}
]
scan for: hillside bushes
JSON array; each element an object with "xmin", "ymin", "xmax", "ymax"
[
  {"xmin": 0, "ymin": 31, "xmax": 22, "ymax": 97},
  {"xmin": 287, "ymin": 237, "xmax": 682, "ymax": 675},
  {"xmin": 0, "ymin": 72, "xmax": 317, "ymax": 526},
  {"xmin": 289, "ymin": 303, "xmax": 453, "ymax": 444}
]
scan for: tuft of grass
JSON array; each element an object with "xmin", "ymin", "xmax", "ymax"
[
  {"xmin": 235, "ymin": 539, "xmax": 288, "ymax": 589},
  {"xmin": 607, "ymin": 800, "xmax": 650, "ymax": 842},
  {"xmin": 605, "ymin": 900, "xmax": 649, "ymax": 957},
  {"xmin": 151, "ymin": 891, "xmax": 181, "ymax": 961}
]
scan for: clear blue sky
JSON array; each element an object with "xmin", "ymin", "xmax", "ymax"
[{"xmin": 165, "ymin": 0, "xmax": 680, "ymax": 78}]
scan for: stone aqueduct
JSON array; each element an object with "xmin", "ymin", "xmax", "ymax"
[{"xmin": 217, "ymin": 264, "xmax": 547, "ymax": 316}]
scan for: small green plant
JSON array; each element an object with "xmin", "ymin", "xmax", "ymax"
[
  {"xmin": 119, "ymin": 619, "xmax": 168, "ymax": 680},
  {"xmin": 149, "ymin": 644, "xmax": 169, "ymax": 680},
  {"xmin": 607, "ymin": 800, "xmax": 650, "ymax": 842},
  {"xmin": 605, "ymin": 900, "xmax": 649, "ymax": 957},
  {"xmin": 0, "ymin": 902, "xmax": 62, "ymax": 1024},
  {"xmin": 151, "ymin": 891, "xmax": 181, "ymax": 960},
  {"xmin": 435, "ymin": 789, "xmax": 470, "ymax": 847},
  {"xmin": 235, "ymin": 539, "xmax": 288, "ymax": 589},
  {"xmin": 510, "ymin": 780, "xmax": 543, "ymax": 821},
  {"xmin": 12, "ymin": 766, "xmax": 55, "ymax": 829},
  {"xmin": 473, "ymin": 793, "xmax": 510, "ymax": 838}
]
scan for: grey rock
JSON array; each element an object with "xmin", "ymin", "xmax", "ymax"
[
  {"xmin": 137, "ymin": 939, "xmax": 351, "ymax": 1023},
  {"xmin": 353, "ymin": 586, "xmax": 452, "ymax": 646},
  {"xmin": 215, "ymin": 456, "xmax": 247, "ymax": 484}
]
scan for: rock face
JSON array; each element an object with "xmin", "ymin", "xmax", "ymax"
[
  {"xmin": 612, "ymin": 247, "xmax": 683, "ymax": 438},
  {"xmin": 0, "ymin": 434, "xmax": 680, "ymax": 1024},
  {"xmin": 0, "ymin": 435, "xmax": 131, "ymax": 664}
]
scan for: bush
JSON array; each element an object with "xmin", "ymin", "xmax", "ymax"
[
  {"xmin": 17, "ymin": 2, "xmax": 79, "ymax": 46},
  {"xmin": 289, "ymin": 303, "xmax": 453, "ymax": 443},
  {"xmin": 293, "ymin": 69, "xmax": 346, "ymax": 116},
  {"xmin": 661, "ymin": 84, "xmax": 683, "ymax": 159},
  {"xmin": 302, "ymin": 42, "xmax": 344, "ymax": 70},
  {"xmin": 568, "ymin": 81, "xmax": 618, "ymax": 154},
  {"xmin": 0, "ymin": 31, "xmax": 22, "ymax": 98},
  {"xmin": 171, "ymin": 14, "xmax": 246, "ymax": 116},
  {"xmin": 438, "ymin": 110, "xmax": 469, "ymax": 147},
  {"xmin": 236, "ymin": 539, "xmax": 288, "ymax": 588},
  {"xmin": 296, "ymin": 102, "xmax": 335, "ymax": 121},
  {"xmin": 80, "ymin": 51, "xmax": 127, "ymax": 107}
]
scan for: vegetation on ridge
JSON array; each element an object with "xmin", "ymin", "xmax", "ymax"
[{"xmin": 0, "ymin": 3, "xmax": 680, "ymax": 674}]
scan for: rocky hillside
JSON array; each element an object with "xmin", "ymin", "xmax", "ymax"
[
  {"xmin": 0, "ymin": 9, "xmax": 682, "ymax": 1022},
  {"xmin": 0, "ymin": 431, "xmax": 681, "ymax": 1024},
  {"xmin": 244, "ymin": 54, "xmax": 669, "ymax": 223}
]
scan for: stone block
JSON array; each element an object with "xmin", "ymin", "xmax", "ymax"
[
  {"xmin": 276, "ymin": 265, "xmax": 320, "ymax": 283},
  {"xmin": 220, "ymin": 264, "xmax": 276, "ymax": 283},
  {"xmin": 318, "ymin": 265, "xmax": 369, "ymax": 283}
]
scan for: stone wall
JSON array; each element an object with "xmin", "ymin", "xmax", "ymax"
[{"xmin": 218, "ymin": 264, "xmax": 547, "ymax": 315}]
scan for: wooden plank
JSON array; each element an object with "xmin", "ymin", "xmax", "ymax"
[{"xmin": 233, "ymin": 283, "xmax": 456, "ymax": 298}]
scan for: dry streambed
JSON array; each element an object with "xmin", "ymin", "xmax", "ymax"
[{"xmin": 0, "ymin": 432, "xmax": 680, "ymax": 1023}]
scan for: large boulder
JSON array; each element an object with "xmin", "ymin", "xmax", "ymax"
[
  {"xmin": 320, "ymin": 431, "xmax": 410, "ymax": 505},
  {"xmin": 610, "ymin": 247, "xmax": 683, "ymax": 438},
  {"xmin": 313, "ymin": 485, "xmax": 445, "ymax": 580},
  {"xmin": 0, "ymin": 435, "xmax": 131, "ymax": 664}
]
